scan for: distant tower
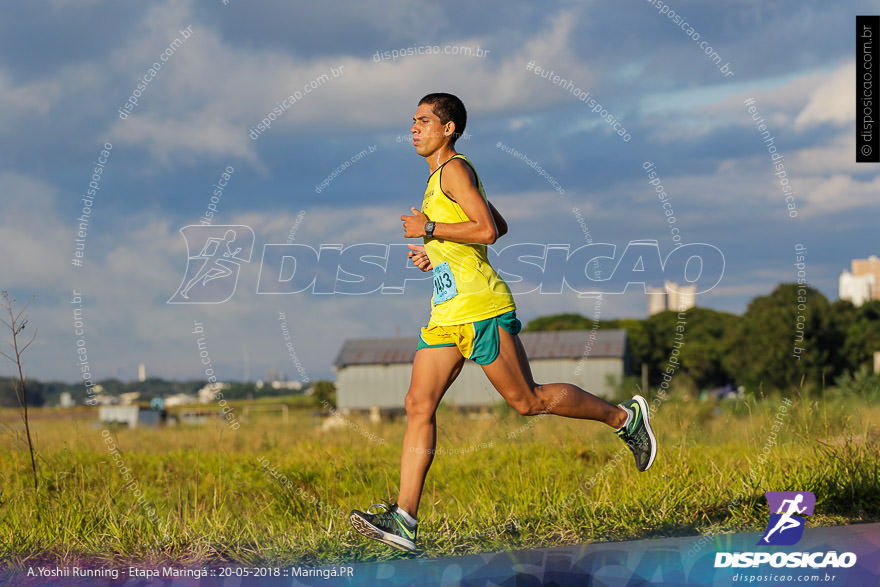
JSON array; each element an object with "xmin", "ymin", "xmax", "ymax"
[
  {"xmin": 666, "ymin": 280, "xmax": 696, "ymax": 312},
  {"xmin": 647, "ymin": 281, "xmax": 696, "ymax": 315},
  {"xmin": 647, "ymin": 286, "xmax": 668, "ymax": 315},
  {"xmin": 138, "ymin": 363, "xmax": 146, "ymax": 382},
  {"xmin": 840, "ymin": 255, "xmax": 880, "ymax": 306}
]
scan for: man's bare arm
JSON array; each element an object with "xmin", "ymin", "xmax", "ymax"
[
  {"xmin": 488, "ymin": 200, "xmax": 507, "ymax": 239},
  {"xmin": 400, "ymin": 159, "xmax": 499, "ymax": 244}
]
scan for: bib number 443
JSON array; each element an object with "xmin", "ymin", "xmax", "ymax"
[{"xmin": 432, "ymin": 261, "xmax": 458, "ymax": 304}]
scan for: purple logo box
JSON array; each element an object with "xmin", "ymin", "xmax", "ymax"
[{"xmin": 765, "ymin": 491, "xmax": 815, "ymax": 516}]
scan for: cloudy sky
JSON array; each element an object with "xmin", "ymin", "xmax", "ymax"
[{"xmin": 0, "ymin": 0, "xmax": 875, "ymax": 385}]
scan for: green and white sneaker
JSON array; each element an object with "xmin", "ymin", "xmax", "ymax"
[
  {"xmin": 616, "ymin": 395, "xmax": 657, "ymax": 472},
  {"xmin": 349, "ymin": 503, "xmax": 418, "ymax": 552}
]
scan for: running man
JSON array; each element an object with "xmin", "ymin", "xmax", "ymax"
[{"xmin": 349, "ymin": 93, "xmax": 656, "ymax": 552}]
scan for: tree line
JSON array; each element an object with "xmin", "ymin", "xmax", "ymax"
[
  {"xmin": 523, "ymin": 283, "xmax": 880, "ymax": 393},
  {"xmin": 0, "ymin": 378, "xmax": 304, "ymax": 408},
  {"xmin": 4, "ymin": 283, "xmax": 878, "ymax": 406}
]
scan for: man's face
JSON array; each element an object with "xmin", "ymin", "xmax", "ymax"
[{"xmin": 411, "ymin": 103, "xmax": 452, "ymax": 157}]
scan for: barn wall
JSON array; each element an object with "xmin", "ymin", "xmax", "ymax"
[
  {"xmin": 337, "ymin": 358, "xmax": 623, "ymax": 410},
  {"xmin": 336, "ymin": 364, "xmax": 412, "ymax": 410}
]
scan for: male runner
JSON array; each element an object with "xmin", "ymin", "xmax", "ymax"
[{"xmin": 349, "ymin": 93, "xmax": 656, "ymax": 552}]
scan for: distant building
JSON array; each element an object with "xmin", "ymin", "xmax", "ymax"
[
  {"xmin": 334, "ymin": 330, "xmax": 630, "ymax": 411},
  {"xmin": 648, "ymin": 281, "xmax": 696, "ymax": 315},
  {"xmin": 119, "ymin": 391, "xmax": 141, "ymax": 405},
  {"xmin": 647, "ymin": 287, "xmax": 668, "ymax": 316},
  {"xmin": 98, "ymin": 405, "xmax": 165, "ymax": 428},
  {"xmin": 256, "ymin": 379, "xmax": 304, "ymax": 392},
  {"xmin": 198, "ymin": 382, "xmax": 227, "ymax": 403},
  {"xmin": 138, "ymin": 363, "xmax": 146, "ymax": 382},
  {"xmin": 164, "ymin": 393, "xmax": 197, "ymax": 407},
  {"xmin": 91, "ymin": 394, "xmax": 118, "ymax": 406},
  {"xmin": 840, "ymin": 255, "xmax": 880, "ymax": 306},
  {"xmin": 839, "ymin": 272, "xmax": 873, "ymax": 306},
  {"xmin": 59, "ymin": 392, "xmax": 74, "ymax": 408}
]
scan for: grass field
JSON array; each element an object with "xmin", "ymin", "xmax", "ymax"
[{"xmin": 1, "ymin": 389, "xmax": 879, "ymax": 571}]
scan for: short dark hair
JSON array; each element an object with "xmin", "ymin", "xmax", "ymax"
[{"xmin": 418, "ymin": 93, "xmax": 467, "ymax": 144}]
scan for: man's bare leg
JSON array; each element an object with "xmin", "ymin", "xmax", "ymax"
[
  {"xmin": 481, "ymin": 328, "xmax": 626, "ymax": 426},
  {"xmin": 482, "ymin": 327, "xmax": 656, "ymax": 471},
  {"xmin": 397, "ymin": 345, "xmax": 465, "ymax": 517}
]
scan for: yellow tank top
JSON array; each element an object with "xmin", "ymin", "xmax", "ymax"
[{"xmin": 422, "ymin": 154, "xmax": 515, "ymax": 326}]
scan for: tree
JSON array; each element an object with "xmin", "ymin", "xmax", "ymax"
[
  {"xmin": 312, "ymin": 380, "xmax": 337, "ymax": 409},
  {"xmin": 677, "ymin": 308, "xmax": 740, "ymax": 389},
  {"xmin": 524, "ymin": 308, "xmax": 741, "ymax": 390},
  {"xmin": 220, "ymin": 381, "xmax": 257, "ymax": 399},
  {"xmin": 0, "ymin": 291, "xmax": 39, "ymax": 491},
  {"xmin": 724, "ymin": 283, "xmax": 836, "ymax": 391},
  {"xmin": 0, "ymin": 376, "xmax": 43, "ymax": 407},
  {"xmin": 641, "ymin": 310, "xmax": 683, "ymax": 385},
  {"xmin": 835, "ymin": 300, "xmax": 880, "ymax": 374},
  {"xmin": 635, "ymin": 309, "xmax": 739, "ymax": 389},
  {"xmin": 522, "ymin": 313, "xmax": 594, "ymax": 332},
  {"xmin": 606, "ymin": 318, "xmax": 650, "ymax": 374}
]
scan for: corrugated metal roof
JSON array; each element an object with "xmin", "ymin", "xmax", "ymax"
[
  {"xmin": 521, "ymin": 329, "xmax": 627, "ymax": 360},
  {"xmin": 334, "ymin": 329, "xmax": 627, "ymax": 367},
  {"xmin": 334, "ymin": 337, "xmax": 419, "ymax": 367}
]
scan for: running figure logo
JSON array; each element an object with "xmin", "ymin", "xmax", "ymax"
[
  {"xmin": 758, "ymin": 491, "xmax": 815, "ymax": 546},
  {"xmin": 168, "ymin": 225, "xmax": 254, "ymax": 304}
]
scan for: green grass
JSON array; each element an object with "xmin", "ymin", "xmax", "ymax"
[{"xmin": 0, "ymin": 390, "xmax": 878, "ymax": 570}]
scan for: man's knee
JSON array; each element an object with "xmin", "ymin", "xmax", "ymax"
[
  {"xmin": 511, "ymin": 401, "xmax": 534, "ymax": 416},
  {"xmin": 405, "ymin": 389, "xmax": 437, "ymax": 420},
  {"xmin": 508, "ymin": 388, "xmax": 545, "ymax": 416},
  {"xmin": 513, "ymin": 402, "xmax": 543, "ymax": 416}
]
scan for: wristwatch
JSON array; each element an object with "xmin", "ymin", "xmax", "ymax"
[{"xmin": 424, "ymin": 221, "xmax": 436, "ymax": 238}]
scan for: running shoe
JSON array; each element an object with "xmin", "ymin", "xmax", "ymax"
[
  {"xmin": 616, "ymin": 395, "xmax": 657, "ymax": 472},
  {"xmin": 349, "ymin": 502, "xmax": 418, "ymax": 552}
]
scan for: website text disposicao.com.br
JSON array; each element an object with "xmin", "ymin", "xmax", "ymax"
[{"xmin": 373, "ymin": 43, "xmax": 490, "ymax": 62}]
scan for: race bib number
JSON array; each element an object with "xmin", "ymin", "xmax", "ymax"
[{"xmin": 432, "ymin": 261, "xmax": 458, "ymax": 304}]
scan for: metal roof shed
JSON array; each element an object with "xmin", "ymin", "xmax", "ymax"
[{"xmin": 334, "ymin": 329, "xmax": 629, "ymax": 411}]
